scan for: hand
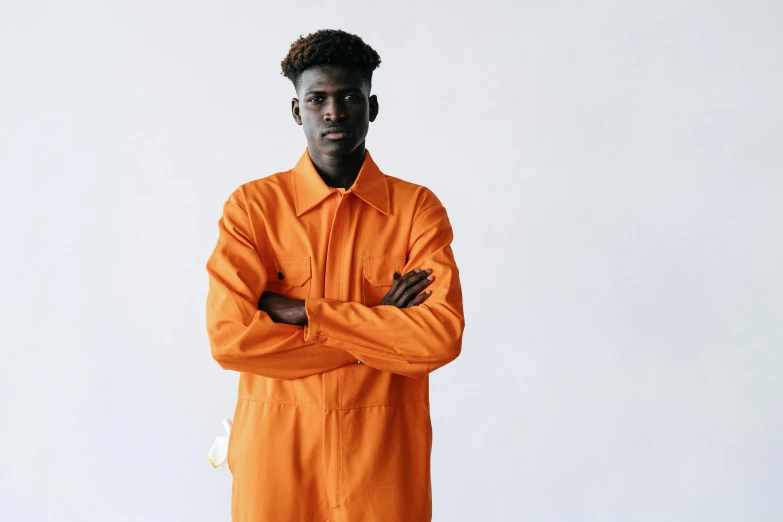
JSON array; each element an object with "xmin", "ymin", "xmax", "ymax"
[
  {"xmin": 380, "ymin": 268, "xmax": 434, "ymax": 308},
  {"xmin": 258, "ymin": 292, "xmax": 307, "ymax": 326}
]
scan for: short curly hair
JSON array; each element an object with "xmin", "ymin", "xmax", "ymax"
[{"xmin": 281, "ymin": 29, "xmax": 381, "ymax": 92}]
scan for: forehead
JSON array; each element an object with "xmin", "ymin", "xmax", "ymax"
[{"xmin": 298, "ymin": 65, "xmax": 368, "ymax": 94}]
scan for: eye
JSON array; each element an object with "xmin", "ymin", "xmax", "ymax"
[
  {"xmin": 345, "ymin": 94, "xmax": 361, "ymax": 101},
  {"xmin": 307, "ymin": 96, "xmax": 323, "ymax": 103}
]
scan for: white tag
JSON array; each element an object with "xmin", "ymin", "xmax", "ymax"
[{"xmin": 207, "ymin": 418, "xmax": 233, "ymax": 468}]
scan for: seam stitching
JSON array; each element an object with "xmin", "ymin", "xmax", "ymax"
[{"xmin": 237, "ymin": 396, "xmax": 428, "ymax": 410}]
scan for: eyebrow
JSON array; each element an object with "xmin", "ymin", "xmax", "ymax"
[{"xmin": 303, "ymin": 87, "xmax": 363, "ymax": 96}]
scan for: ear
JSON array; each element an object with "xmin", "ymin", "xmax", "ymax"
[
  {"xmin": 369, "ymin": 94, "xmax": 379, "ymax": 122},
  {"xmin": 291, "ymin": 98, "xmax": 302, "ymax": 125}
]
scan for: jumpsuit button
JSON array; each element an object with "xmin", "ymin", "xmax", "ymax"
[
  {"xmin": 277, "ymin": 271, "xmax": 284, "ymax": 280},
  {"xmin": 357, "ymin": 360, "xmax": 362, "ymax": 364}
]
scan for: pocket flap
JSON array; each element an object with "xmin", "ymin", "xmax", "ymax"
[
  {"xmin": 363, "ymin": 255, "xmax": 406, "ymax": 287},
  {"xmin": 260, "ymin": 255, "xmax": 311, "ymax": 287}
]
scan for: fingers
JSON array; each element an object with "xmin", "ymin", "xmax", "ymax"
[
  {"xmin": 388, "ymin": 269, "xmax": 428, "ymax": 303},
  {"xmin": 397, "ymin": 272, "xmax": 434, "ymax": 307},
  {"xmin": 382, "ymin": 268, "xmax": 434, "ymax": 307},
  {"xmin": 383, "ymin": 270, "xmax": 415, "ymax": 304},
  {"xmin": 405, "ymin": 289, "xmax": 432, "ymax": 308}
]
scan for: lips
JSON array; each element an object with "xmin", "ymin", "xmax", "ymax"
[
  {"xmin": 323, "ymin": 126, "xmax": 349, "ymax": 135},
  {"xmin": 323, "ymin": 126, "xmax": 351, "ymax": 139}
]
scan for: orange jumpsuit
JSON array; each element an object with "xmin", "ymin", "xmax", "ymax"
[{"xmin": 206, "ymin": 148, "xmax": 465, "ymax": 522}]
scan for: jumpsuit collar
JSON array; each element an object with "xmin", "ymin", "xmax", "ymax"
[{"xmin": 292, "ymin": 148, "xmax": 390, "ymax": 217}]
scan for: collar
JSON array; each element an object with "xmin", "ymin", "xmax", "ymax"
[{"xmin": 292, "ymin": 148, "xmax": 391, "ymax": 217}]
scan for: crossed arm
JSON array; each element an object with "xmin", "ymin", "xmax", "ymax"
[
  {"xmin": 206, "ymin": 192, "xmax": 464, "ymax": 380},
  {"xmin": 257, "ymin": 268, "xmax": 434, "ymax": 326}
]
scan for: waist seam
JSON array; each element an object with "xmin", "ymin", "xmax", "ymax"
[{"xmin": 238, "ymin": 395, "xmax": 428, "ymax": 410}]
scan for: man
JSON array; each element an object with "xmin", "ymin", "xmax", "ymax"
[{"xmin": 206, "ymin": 29, "xmax": 464, "ymax": 522}]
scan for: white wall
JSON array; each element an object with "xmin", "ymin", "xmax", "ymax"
[{"xmin": 1, "ymin": 1, "xmax": 781, "ymax": 521}]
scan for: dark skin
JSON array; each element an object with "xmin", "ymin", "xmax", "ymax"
[{"xmin": 258, "ymin": 64, "xmax": 433, "ymax": 325}]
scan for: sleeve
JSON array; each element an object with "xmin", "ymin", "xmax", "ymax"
[
  {"xmin": 205, "ymin": 194, "xmax": 356, "ymax": 380},
  {"xmin": 303, "ymin": 195, "xmax": 465, "ymax": 379}
]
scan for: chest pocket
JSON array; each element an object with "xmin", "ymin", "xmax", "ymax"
[
  {"xmin": 362, "ymin": 255, "xmax": 406, "ymax": 307},
  {"xmin": 260, "ymin": 255, "xmax": 312, "ymax": 301}
]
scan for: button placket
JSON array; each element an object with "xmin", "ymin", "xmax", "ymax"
[{"xmin": 322, "ymin": 187, "xmax": 347, "ymax": 512}]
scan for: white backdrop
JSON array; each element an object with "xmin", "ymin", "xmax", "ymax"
[{"xmin": 1, "ymin": 1, "xmax": 781, "ymax": 521}]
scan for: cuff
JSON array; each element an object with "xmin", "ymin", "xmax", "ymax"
[{"xmin": 303, "ymin": 298, "xmax": 324, "ymax": 343}]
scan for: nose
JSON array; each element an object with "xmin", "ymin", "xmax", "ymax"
[{"xmin": 324, "ymin": 98, "xmax": 346, "ymax": 123}]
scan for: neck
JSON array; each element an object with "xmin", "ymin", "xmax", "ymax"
[{"xmin": 307, "ymin": 143, "xmax": 366, "ymax": 189}]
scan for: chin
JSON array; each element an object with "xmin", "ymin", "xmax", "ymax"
[{"xmin": 314, "ymin": 138, "xmax": 361, "ymax": 157}]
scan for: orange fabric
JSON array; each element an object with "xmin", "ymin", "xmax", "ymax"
[{"xmin": 206, "ymin": 148, "xmax": 465, "ymax": 522}]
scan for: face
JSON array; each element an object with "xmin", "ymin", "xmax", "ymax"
[{"xmin": 292, "ymin": 65, "xmax": 379, "ymax": 158}]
